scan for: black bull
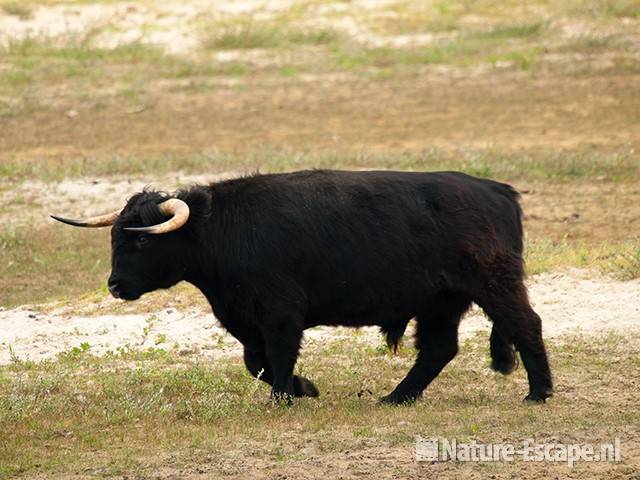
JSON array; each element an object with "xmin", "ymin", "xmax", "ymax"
[{"xmin": 54, "ymin": 170, "xmax": 553, "ymax": 404}]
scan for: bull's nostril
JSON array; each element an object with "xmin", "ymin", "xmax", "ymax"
[{"xmin": 108, "ymin": 280, "xmax": 121, "ymax": 298}]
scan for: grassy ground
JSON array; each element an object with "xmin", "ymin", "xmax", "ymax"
[
  {"xmin": 1, "ymin": 1, "xmax": 640, "ymax": 477},
  {"xmin": 1, "ymin": 1, "xmax": 639, "ymax": 123},
  {"xmin": 1, "ymin": 148, "xmax": 639, "ymax": 183},
  {"xmin": 1, "ymin": 332, "xmax": 638, "ymax": 478}
]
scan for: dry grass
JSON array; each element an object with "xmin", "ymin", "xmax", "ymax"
[
  {"xmin": 0, "ymin": 226, "xmax": 109, "ymax": 307},
  {"xmin": 1, "ymin": 149, "xmax": 638, "ymax": 183},
  {"xmin": 1, "ymin": 332, "xmax": 638, "ymax": 478}
]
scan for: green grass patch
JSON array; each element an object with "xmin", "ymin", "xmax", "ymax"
[
  {"xmin": 168, "ymin": 60, "xmax": 250, "ymax": 78},
  {"xmin": 566, "ymin": 0, "xmax": 640, "ymax": 18},
  {"xmin": 0, "ymin": 332, "xmax": 638, "ymax": 477},
  {"xmin": 0, "ymin": 35, "xmax": 253, "ymax": 98},
  {"xmin": 4, "ymin": 37, "xmax": 163, "ymax": 64},
  {"xmin": 380, "ymin": 0, "xmax": 640, "ymax": 23},
  {"xmin": 332, "ymin": 23, "xmax": 547, "ymax": 72},
  {"xmin": 1, "ymin": 148, "xmax": 638, "ymax": 183},
  {"xmin": 367, "ymin": 1, "xmax": 551, "ymax": 36},
  {"xmin": 525, "ymin": 238, "xmax": 640, "ymax": 279},
  {"xmin": 475, "ymin": 22, "xmax": 546, "ymax": 40},
  {"xmin": 202, "ymin": 19, "xmax": 341, "ymax": 50},
  {"xmin": 0, "ymin": 36, "xmax": 167, "ymax": 90}
]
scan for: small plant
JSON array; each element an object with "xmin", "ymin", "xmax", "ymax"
[
  {"xmin": 140, "ymin": 314, "xmax": 158, "ymax": 345},
  {"xmin": 8, "ymin": 345, "xmax": 21, "ymax": 365},
  {"xmin": 58, "ymin": 342, "xmax": 91, "ymax": 361},
  {"xmin": 210, "ymin": 332, "xmax": 226, "ymax": 349}
]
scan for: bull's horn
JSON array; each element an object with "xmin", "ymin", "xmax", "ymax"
[
  {"xmin": 123, "ymin": 198, "xmax": 190, "ymax": 234},
  {"xmin": 50, "ymin": 209, "xmax": 122, "ymax": 228}
]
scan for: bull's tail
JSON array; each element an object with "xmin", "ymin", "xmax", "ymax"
[
  {"xmin": 490, "ymin": 324, "xmax": 518, "ymax": 375},
  {"xmin": 490, "ymin": 181, "xmax": 524, "ymax": 255},
  {"xmin": 381, "ymin": 320, "xmax": 410, "ymax": 354}
]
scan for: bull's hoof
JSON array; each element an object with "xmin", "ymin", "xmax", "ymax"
[
  {"xmin": 523, "ymin": 390, "xmax": 553, "ymax": 404},
  {"xmin": 378, "ymin": 392, "xmax": 418, "ymax": 406},
  {"xmin": 293, "ymin": 376, "xmax": 320, "ymax": 398},
  {"xmin": 491, "ymin": 351, "xmax": 518, "ymax": 375}
]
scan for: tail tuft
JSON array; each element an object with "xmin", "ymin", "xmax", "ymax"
[{"xmin": 381, "ymin": 321, "xmax": 409, "ymax": 354}]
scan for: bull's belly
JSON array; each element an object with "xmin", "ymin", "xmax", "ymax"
[
  {"xmin": 303, "ymin": 284, "xmax": 431, "ymax": 329},
  {"xmin": 304, "ymin": 304, "xmax": 417, "ymax": 329}
]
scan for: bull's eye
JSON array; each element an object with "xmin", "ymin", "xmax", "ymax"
[{"xmin": 136, "ymin": 235, "xmax": 149, "ymax": 249}]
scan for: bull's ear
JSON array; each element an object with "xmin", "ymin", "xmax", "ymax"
[{"xmin": 179, "ymin": 187, "xmax": 212, "ymax": 230}]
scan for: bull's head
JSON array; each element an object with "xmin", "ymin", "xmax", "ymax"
[{"xmin": 52, "ymin": 191, "xmax": 195, "ymax": 300}]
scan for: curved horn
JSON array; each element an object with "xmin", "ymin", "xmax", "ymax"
[
  {"xmin": 123, "ymin": 198, "xmax": 190, "ymax": 234},
  {"xmin": 50, "ymin": 208, "xmax": 122, "ymax": 228}
]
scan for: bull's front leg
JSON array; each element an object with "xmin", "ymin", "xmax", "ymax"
[
  {"xmin": 243, "ymin": 347, "xmax": 319, "ymax": 398},
  {"xmin": 261, "ymin": 317, "xmax": 304, "ymax": 404}
]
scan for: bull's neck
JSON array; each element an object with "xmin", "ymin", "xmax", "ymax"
[{"xmin": 183, "ymin": 254, "xmax": 219, "ymax": 304}]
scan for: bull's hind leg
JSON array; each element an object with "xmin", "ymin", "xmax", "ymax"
[
  {"xmin": 380, "ymin": 291, "xmax": 471, "ymax": 405},
  {"xmin": 476, "ymin": 278, "xmax": 553, "ymax": 403},
  {"xmin": 243, "ymin": 347, "xmax": 319, "ymax": 398}
]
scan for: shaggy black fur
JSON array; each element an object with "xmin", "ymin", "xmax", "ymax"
[{"xmin": 105, "ymin": 170, "xmax": 553, "ymax": 404}]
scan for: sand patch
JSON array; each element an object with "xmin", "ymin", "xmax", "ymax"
[{"xmin": 1, "ymin": 269, "xmax": 638, "ymax": 364}]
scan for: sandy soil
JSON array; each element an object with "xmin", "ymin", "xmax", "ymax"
[
  {"xmin": 0, "ymin": 172, "xmax": 233, "ymax": 229},
  {"xmin": 2, "ymin": 269, "xmax": 638, "ymax": 365},
  {"xmin": 0, "ymin": 0, "xmax": 452, "ymax": 55}
]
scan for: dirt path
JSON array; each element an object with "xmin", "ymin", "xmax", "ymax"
[{"xmin": 2, "ymin": 269, "xmax": 638, "ymax": 364}]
